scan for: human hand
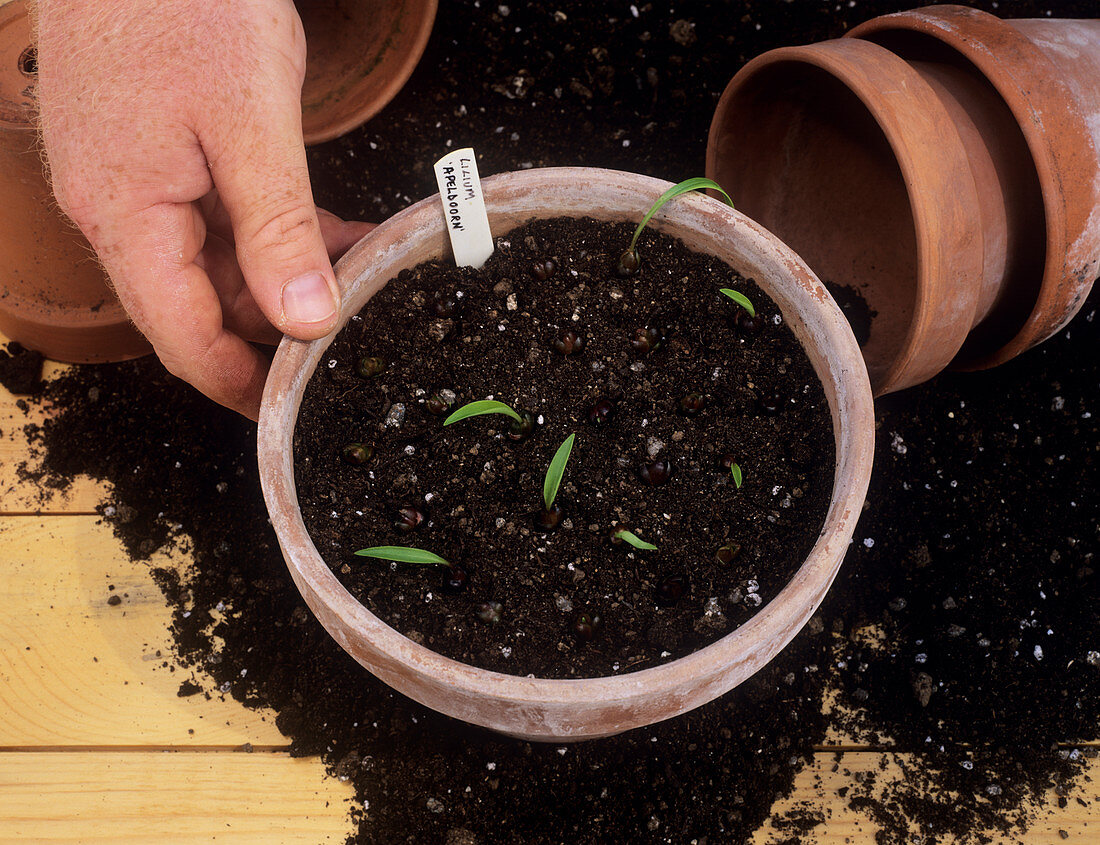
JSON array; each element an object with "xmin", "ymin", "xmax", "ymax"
[{"xmin": 34, "ymin": 0, "xmax": 373, "ymax": 419}]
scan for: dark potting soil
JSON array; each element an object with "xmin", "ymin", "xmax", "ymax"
[
  {"xmin": 821, "ymin": 294, "xmax": 1100, "ymax": 840},
  {"xmin": 0, "ymin": 342, "xmax": 44, "ymax": 396},
  {"xmin": 11, "ymin": 0, "xmax": 1100, "ymax": 843},
  {"xmin": 294, "ymin": 216, "xmax": 834, "ymax": 679},
  {"xmin": 823, "ymin": 283, "xmax": 877, "ymax": 349}
]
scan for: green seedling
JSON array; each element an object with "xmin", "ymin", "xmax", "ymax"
[
  {"xmin": 543, "ymin": 433, "xmax": 575, "ymax": 510},
  {"xmin": 535, "ymin": 433, "xmax": 575, "ymax": 530},
  {"xmin": 719, "ymin": 287, "xmax": 756, "ymax": 318},
  {"xmin": 355, "ymin": 545, "xmax": 451, "ymax": 566},
  {"xmin": 354, "ymin": 546, "xmax": 468, "ymax": 593},
  {"xmin": 612, "ymin": 527, "xmax": 658, "ymax": 551},
  {"xmin": 730, "ymin": 462, "xmax": 743, "ymax": 488},
  {"xmin": 618, "ymin": 177, "xmax": 734, "ymax": 275},
  {"xmin": 444, "ymin": 399, "xmax": 522, "ymax": 425},
  {"xmin": 444, "ymin": 399, "xmax": 535, "ymax": 440}
]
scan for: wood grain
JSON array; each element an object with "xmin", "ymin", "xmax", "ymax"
[
  {"xmin": 0, "ymin": 751, "xmax": 353, "ymax": 844},
  {"xmin": 752, "ymin": 751, "xmax": 1100, "ymax": 844},
  {"xmin": 0, "ymin": 516, "xmax": 285, "ymax": 747}
]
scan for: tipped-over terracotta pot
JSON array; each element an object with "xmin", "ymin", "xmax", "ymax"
[
  {"xmin": 0, "ymin": 0, "xmax": 150, "ymax": 362},
  {"xmin": 708, "ymin": 37, "xmax": 982, "ymax": 395},
  {"xmin": 299, "ymin": 0, "xmax": 437, "ymax": 145},
  {"xmin": 258, "ymin": 167, "xmax": 875, "ymax": 741},
  {"xmin": 848, "ymin": 6, "xmax": 1100, "ymax": 372},
  {"xmin": 706, "ymin": 6, "xmax": 1100, "ymax": 395}
]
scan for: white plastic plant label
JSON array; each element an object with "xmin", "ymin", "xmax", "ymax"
[{"xmin": 434, "ymin": 148, "xmax": 494, "ymax": 269}]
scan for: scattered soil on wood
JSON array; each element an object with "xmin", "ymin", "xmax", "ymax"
[
  {"xmin": 17, "ymin": 355, "xmax": 835, "ymax": 844},
  {"xmin": 10, "ymin": 1, "xmax": 1100, "ymax": 843},
  {"xmin": 295, "ymin": 216, "xmax": 833, "ymax": 678},
  {"xmin": 821, "ymin": 293, "xmax": 1100, "ymax": 841}
]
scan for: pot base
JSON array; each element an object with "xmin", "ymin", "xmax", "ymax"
[{"xmin": 0, "ymin": 290, "xmax": 150, "ymax": 364}]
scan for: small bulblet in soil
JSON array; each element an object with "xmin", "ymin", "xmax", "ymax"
[
  {"xmin": 609, "ymin": 525, "xmax": 634, "ymax": 546},
  {"xmin": 531, "ymin": 259, "xmax": 557, "ymax": 281},
  {"xmin": 429, "ymin": 290, "xmax": 459, "ymax": 317},
  {"xmin": 639, "ymin": 459, "xmax": 675, "ymax": 486},
  {"xmin": 552, "ymin": 329, "xmax": 585, "ymax": 355},
  {"xmin": 616, "ymin": 249, "xmax": 640, "ymax": 277},
  {"xmin": 630, "ymin": 326, "xmax": 663, "ymax": 354},
  {"xmin": 679, "ymin": 392, "xmax": 706, "ymax": 416},
  {"xmin": 734, "ymin": 310, "xmax": 765, "ymax": 336},
  {"xmin": 655, "ymin": 574, "xmax": 688, "ymax": 607},
  {"xmin": 476, "ymin": 601, "xmax": 503, "ymax": 625},
  {"xmin": 534, "ymin": 503, "xmax": 565, "ymax": 531},
  {"xmin": 393, "ymin": 506, "xmax": 426, "ymax": 533},
  {"xmin": 716, "ymin": 542, "xmax": 742, "ymax": 565},
  {"xmin": 355, "ymin": 356, "xmax": 386, "ymax": 378},
  {"xmin": 507, "ymin": 410, "xmax": 536, "ymax": 441},
  {"xmin": 425, "ymin": 392, "xmax": 455, "ymax": 415},
  {"xmin": 758, "ymin": 392, "xmax": 784, "ymax": 415},
  {"xmin": 586, "ymin": 398, "xmax": 615, "ymax": 427},
  {"xmin": 442, "ymin": 565, "xmax": 469, "ymax": 595},
  {"xmin": 572, "ymin": 612, "xmax": 603, "ymax": 642},
  {"xmin": 341, "ymin": 443, "xmax": 373, "ymax": 465}
]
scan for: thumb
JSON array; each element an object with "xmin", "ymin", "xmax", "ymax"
[{"xmin": 203, "ymin": 57, "xmax": 338, "ymax": 338}]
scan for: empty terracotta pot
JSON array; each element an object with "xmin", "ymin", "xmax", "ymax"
[
  {"xmin": 258, "ymin": 167, "xmax": 875, "ymax": 741},
  {"xmin": 706, "ymin": 5, "xmax": 1100, "ymax": 394},
  {"xmin": 0, "ymin": 0, "xmax": 150, "ymax": 362},
  {"xmin": 848, "ymin": 6, "xmax": 1100, "ymax": 372},
  {"xmin": 707, "ymin": 37, "xmax": 984, "ymax": 395},
  {"xmin": 299, "ymin": 0, "xmax": 437, "ymax": 145}
]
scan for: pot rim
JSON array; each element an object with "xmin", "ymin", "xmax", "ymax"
[
  {"xmin": 258, "ymin": 167, "xmax": 874, "ymax": 739},
  {"xmin": 847, "ymin": 4, "xmax": 1099, "ymax": 369},
  {"xmin": 706, "ymin": 37, "xmax": 985, "ymax": 396},
  {"xmin": 301, "ymin": 0, "xmax": 439, "ymax": 145}
]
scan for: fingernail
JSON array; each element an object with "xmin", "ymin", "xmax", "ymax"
[{"xmin": 282, "ymin": 272, "xmax": 337, "ymax": 325}]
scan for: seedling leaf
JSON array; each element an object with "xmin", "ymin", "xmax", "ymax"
[
  {"xmin": 719, "ymin": 288, "xmax": 756, "ymax": 318},
  {"xmin": 444, "ymin": 399, "xmax": 522, "ymax": 426},
  {"xmin": 731, "ymin": 463, "xmax": 743, "ymax": 488},
  {"xmin": 629, "ymin": 177, "xmax": 734, "ymax": 254},
  {"xmin": 613, "ymin": 528, "xmax": 658, "ymax": 551},
  {"xmin": 354, "ymin": 546, "xmax": 450, "ymax": 567},
  {"xmin": 543, "ymin": 433, "xmax": 576, "ymax": 510}
]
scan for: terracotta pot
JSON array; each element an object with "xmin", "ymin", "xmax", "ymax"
[
  {"xmin": 706, "ymin": 38, "xmax": 985, "ymax": 395},
  {"xmin": 0, "ymin": 0, "xmax": 150, "ymax": 362},
  {"xmin": 299, "ymin": 0, "xmax": 437, "ymax": 145},
  {"xmin": 706, "ymin": 7, "xmax": 1100, "ymax": 394},
  {"xmin": 848, "ymin": 6, "xmax": 1100, "ymax": 372},
  {"xmin": 258, "ymin": 167, "xmax": 875, "ymax": 741}
]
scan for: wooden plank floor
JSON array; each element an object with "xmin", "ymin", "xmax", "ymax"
[{"xmin": 1, "ymin": 363, "xmax": 1096, "ymax": 844}]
